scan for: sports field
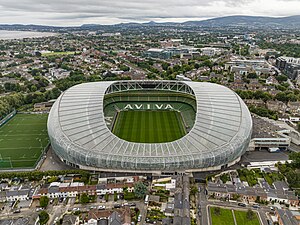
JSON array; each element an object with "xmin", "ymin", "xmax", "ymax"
[
  {"xmin": 0, "ymin": 114, "xmax": 49, "ymax": 169},
  {"xmin": 112, "ymin": 110, "xmax": 186, "ymax": 143},
  {"xmin": 42, "ymin": 51, "xmax": 77, "ymax": 56}
]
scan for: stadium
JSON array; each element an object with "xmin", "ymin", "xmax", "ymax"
[{"xmin": 47, "ymin": 80, "xmax": 252, "ymax": 173}]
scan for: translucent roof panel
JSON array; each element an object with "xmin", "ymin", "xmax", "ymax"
[{"xmin": 48, "ymin": 80, "xmax": 252, "ymax": 172}]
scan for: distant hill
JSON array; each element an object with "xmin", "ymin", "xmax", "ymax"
[
  {"xmin": 183, "ymin": 15, "xmax": 300, "ymax": 28},
  {"xmin": 1, "ymin": 15, "xmax": 300, "ymax": 31}
]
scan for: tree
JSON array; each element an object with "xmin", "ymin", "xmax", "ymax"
[
  {"xmin": 289, "ymin": 152, "xmax": 300, "ymax": 169},
  {"xmin": 220, "ymin": 173, "xmax": 230, "ymax": 183},
  {"xmin": 39, "ymin": 196, "xmax": 49, "ymax": 208},
  {"xmin": 114, "ymin": 192, "xmax": 118, "ymax": 201},
  {"xmin": 0, "ymin": 86, "xmax": 4, "ymax": 94},
  {"xmin": 39, "ymin": 211, "xmax": 49, "ymax": 225},
  {"xmin": 190, "ymin": 186, "xmax": 198, "ymax": 196},
  {"xmin": 247, "ymin": 73, "xmax": 258, "ymax": 79},
  {"xmin": 80, "ymin": 193, "xmax": 90, "ymax": 204},
  {"xmin": 246, "ymin": 209, "xmax": 255, "ymax": 220},
  {"xmin": 31, "ymin": 85, "xmax": 37, "ymax": 92},
  {"xmin": 105, "ymin": 193, "xmax": 109, "ymax": 202},
  {"xmin": 134, "ymin": 182, "xmax": 148, "ymax": 199},
  {"xmin": 47, "ymin": 176, "xmax": 58, "ymax": 183},
  {"xmin": 276, "ymin": 75, "xmax": 288, "ymax": 82},
  {"xmin": 213, "ymin": 207, "xmax": 221, "ymax": 216}
]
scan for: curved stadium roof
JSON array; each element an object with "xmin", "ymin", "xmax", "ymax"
[{"xmin": 48, "ymin": 80, "xmax": 252, "ymax": 172}]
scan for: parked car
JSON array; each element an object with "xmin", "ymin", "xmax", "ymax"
[
  {"xmin": 129, "ymin": 203, "xmax": 136, "ymax": 207},
  {"xmin": 114, "ymin": 204, "xmax": 121, "ymax": 208},
  {"xmin": 238, "ymin": 203, "xmax": 246, "ymax": 207},
  {"xmin": 137, "ymin": 215, "xmax": 142, "ymax": 222},
  {"xmin": 98, "ymin": 205, "xmax": 106, "ymax": 210},
  {"xmin": 252, "ymin": 204, "xmax": 260, "ymax": 209}
]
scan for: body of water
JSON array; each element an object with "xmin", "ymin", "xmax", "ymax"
[{"xmin": 0, "ymin": 30, "xmax": 58, "ymax": 40}]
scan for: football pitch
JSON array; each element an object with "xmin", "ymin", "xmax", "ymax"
[
  {"xmin": 0, "ymin": 114, "xmax": 49, "ymax": 169},
  {"xmin": 112, "ymin": 110, "xmax": 186, "ymax": 143}
]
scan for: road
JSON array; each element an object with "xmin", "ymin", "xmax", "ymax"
[
  {"xmin": 0, "ymin": 205, "xmax": 39, "ymax": 223},
  {"xmin": 197, "ymin": 184, "xmax": 209, "ymax": 225},
  {"xmin": 48, "ymin": 204, "xmax": 70, "ymax": 225}
]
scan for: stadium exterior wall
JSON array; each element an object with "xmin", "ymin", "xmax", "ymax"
[{"xmin": 47, "ymin": 80, "xmax": 252, "ymax": 173}]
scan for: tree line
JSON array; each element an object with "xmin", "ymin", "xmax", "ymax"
[
  {"xmin": 236, "ymin": 89, "xmax": 300, "ymax": 103},
  {"xmin": 0, "ymin": 87, "xmax": 61, "ymax": 120}
]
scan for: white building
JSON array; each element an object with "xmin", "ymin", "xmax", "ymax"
[
  {"xmin": 6, "ymin": 187, "xmax": 29, "ymax": 202},
  {"xmin": 201, "ymin": 47, "xmax": 222, "ymax": 56}
]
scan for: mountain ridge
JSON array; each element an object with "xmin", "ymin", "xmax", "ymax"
[{"xmin": 0, "ymin": 15, "xmax": 300, "ymax": 30}]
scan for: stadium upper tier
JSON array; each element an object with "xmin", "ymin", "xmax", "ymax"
[{"xmin": 47, "ymin": 80, "xmax": 252, "ymax": 172}]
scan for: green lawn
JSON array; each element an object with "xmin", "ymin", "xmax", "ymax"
[
  {"xmin": 210, "ymin": 207, "xmax": 235, "ymax": 225},
  {"xmin": 42, "ymin": 51, "xmax": 77, "ymax": 56},
  {"xmin": 112, "ymin": 110, "xmax": 186, "ymax": 143},
  {"xmin": 0, "ymin": 114, "xmax": 49, "ymax": 169},
  {"xmin": 234, "ymin": 210, "xmax": 260, "ymax": 225}
]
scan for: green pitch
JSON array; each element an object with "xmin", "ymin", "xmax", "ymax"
[
  {"xmin": 0, "ymin": 114, "xmax": 49, "ymax": 169},
  {"xmin": 112, "ymin": 110, "xmax": 186, "ymax": 143}
]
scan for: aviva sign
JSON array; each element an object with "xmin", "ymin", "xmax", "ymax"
[{"xmin": 124, "ymin": 103, "xmax": 174, "ymax": 110}]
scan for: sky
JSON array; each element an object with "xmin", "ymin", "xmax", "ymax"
[{"xmin": 0, "ymin": 0, "xmax": 299, "ymax": 26}]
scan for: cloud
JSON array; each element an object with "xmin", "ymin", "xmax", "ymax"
[{"xmin": 0, "ymin": 0, "xmax": 299, "ymax": 25}]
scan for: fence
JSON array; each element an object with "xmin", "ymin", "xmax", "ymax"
[{"xmin": 0, "ymin": 109, "xmax": 16, "ymax": 128}]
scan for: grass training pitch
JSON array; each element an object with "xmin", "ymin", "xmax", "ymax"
[
  {"xmin": 41, "ymin": 51, "xmax": 77, "ymax": 56},
  {"xmin": 112, "ymin": 110, "xmax": 186, "ymax": 143},
  {"xmin": 210, "ymin": 207, "xmax": 260, "ymax": 225},
  {"xmin": 0, "ymin": 114, "xmax": 49, "ymax": 169},
  {"xmin": 210, "ymin": 207, "xmax": 235, "ymax": 225},
  {"xmin": 234, "ymin": 210, "xmax": 260, "ymax": 225}
]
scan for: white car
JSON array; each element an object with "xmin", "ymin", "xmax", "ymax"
[
  {"xmin": 137, "ymin": 215, "xmax": 142, "ymax": 222},
  {"xmin": 98, "ymin": 205, "xmax": 106, "ymax": 210}
]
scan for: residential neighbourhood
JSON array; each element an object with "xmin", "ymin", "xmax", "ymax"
[{"xmin": 0, "ymin": 9, "xmax": 300, "ymax": 225}]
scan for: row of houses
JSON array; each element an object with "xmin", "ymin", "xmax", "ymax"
[
  {"xmin": 245, "ymin": 99, "xmax": 300, "ymax": 115},
  {"xmin": 275, "ymin": 209, "xmax": 300, "ymax": 225},
  {"xmin": 0, "ymin": 184, "xmax": 35, "ymax": 202},
  {"xmin": 207, "ymin": 180, "xmax": 299, "ymax": 207},
  {"xmin": 83, "ymin": 208, "xmax": 131, "ymax": 225},
  {"xmin": 60, "ymin": 207, "xmax": 132, "ymax": 225},
  {"xmin": 35, "ymin": 181, "xmax": 137, "ymax": 199},
  {"xmin": 0, "ymin": 176, "xmax": 144, "ymax": 202}
]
